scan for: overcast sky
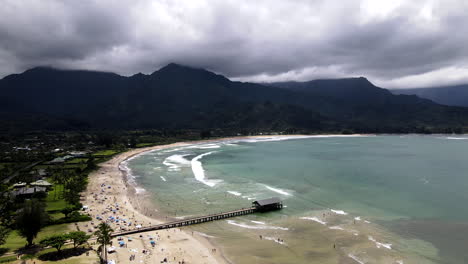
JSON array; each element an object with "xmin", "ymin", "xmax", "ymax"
[{"xmin": 1, "ymin": 0, "xmax": 467, "ymax": 88}]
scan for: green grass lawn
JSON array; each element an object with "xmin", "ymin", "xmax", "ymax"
[
  {"xmin": 65, "ymin": 158, "xmax": 89, "ymax": 164},
  {"xmin": 1, "ymin": 224, "xmax": 73, "ymax": 253},
  {"xmin": 136, "ymin": 143, "xmax": 155, "ymax": 147},
  {"xmin": 45, "ymin": 184, "xmax": 68, "ymax": 212},
  {"xmin": 0, "ymin": 255, "xmax": 16, "ymax": 263},
  {"xmin": 49, "ymin": 212, "xmax": 65, "ymax": 220},
  {"xmin": 92, "ymin": 149, "xmax": 119, "ymax": 156}
]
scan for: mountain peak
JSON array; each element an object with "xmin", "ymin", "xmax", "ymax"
[
  {"xmin": 156, "ymin": 63, "xmax": 197, "ymax": 73},
  {"xmin": 151, "ymin": 63, "xmax": 230, "ymax": 83},
  {"xmin": 24, "ymin": 66, "xmax": 59, "ymax": 73}
]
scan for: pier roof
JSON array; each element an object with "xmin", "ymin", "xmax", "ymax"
[{"xmin": 253, "ymin": 197, "xmax": 281, "ymax": 206}]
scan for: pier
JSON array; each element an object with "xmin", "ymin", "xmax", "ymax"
[{"xmin": 111, "ymin": 197, "xmax": 282, "ymax": 237}]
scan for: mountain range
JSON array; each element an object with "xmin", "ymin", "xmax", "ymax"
[
  {"xmin": 392, "ymin": 84, "xmax": 468, "ymax": 107},
  {"xmin": 1, "ymin": 63, "xmax": 467, "ymax": 134}
]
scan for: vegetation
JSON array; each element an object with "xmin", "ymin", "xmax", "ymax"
[
  {"xmin": 39, "ymin": 234, "xmax": 68, "ymax": 253},
  {"xmin": 2, "ymin": 224, "xmax": 72, "ymax": 252},
  {"xmin": 1, "ymin": 63, "xmax": 468, "ymax": 134},
  {"xmin": 67, "ymin": 231, "xmax": 90, "ymax": 249},
  {"xmin": 60, "ymin": 206, "xmax": 76, "ymax": 218},
  {"xmin": 15, "ymin": 199, "xmax": 48, "ymax": 247},
  {"xmin": 0, "ymin": 227, "xmax": 8, "ymax": 247},
  {"xmin": 94, "ymin": 223, "xmax": 113, "ymax": 263}
]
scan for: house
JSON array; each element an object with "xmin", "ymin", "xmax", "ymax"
[
  {"xmin": 11, "ymin": 186, "xmax": 47, "ymax": 199},
  {"xmin": 252, "ymin": 197, "xmax": 283, "ymax": 212}
]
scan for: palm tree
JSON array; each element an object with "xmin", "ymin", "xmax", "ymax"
[{"xmin": 94, "ymin": 223, "xmax": 113, "ymax": 263}]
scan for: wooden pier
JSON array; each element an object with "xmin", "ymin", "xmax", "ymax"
[{"xmin": 111, "ymin": 197, "xmax": 282, "ymax": 237}]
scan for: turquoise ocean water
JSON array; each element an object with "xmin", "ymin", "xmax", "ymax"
[{"xmin": 123, "ymin": 135, "xmax": 468, "ymax": 264}]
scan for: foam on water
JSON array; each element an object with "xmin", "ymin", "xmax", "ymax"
[
  {"xmin": 163, "ymin": 154, "xmax": 191, "ymax": 171},
  {"xmin": 191, "ymin": 151, "xmax": 221, "ymax": 187},
  {"xmin": 226, "ymin": 220, "xmax": 288, "ymax": 230},
  {"xmin": 300, "ymin": 217, "xmax": 327, "ymax": 225},
  {"xmin": 263, "ymin": 236, "xmax": 287, "ymax": 245},
  {"xmin": 135, "ymin": 187, "xmax": 146, "ymax": 194},
  {"xmin": 160, "ymin": 176, "xmax": 167, "ymax": 182},
  {"xmin": 198, "ymin": 144, "xmax": 221, "ymax": 149},
  {"xmin": 119, "ymin": 160, "xmax": 140, "ymax": 188},
  {"xmin": 348, "ymin": 254, "xmax": 365, "ymax": 264},
  {"xmin": 227, "ymin": 191, "xmax": 242, "ymax": 196},
  {"xmin": 188, "ymin": 144, "xmax": 221, "ymax": 149},
  {"xmin": 194, "ymin": 231, "xmax": 216, "ymax": 238},
  {"xmin": 329, "ymin": 226, "xmax": 345, "ymax": 230},
  {"xmin": 174, "ymin": 215, "xmax": 193, "ymax": 219},
  {"xmin": 251, "ymin": 220, "xmax": 266, "ymax": 225},
  {"xmin": 331, "ymin": 209, "xmax": 348, "ymax": 215},
  {"xmin": 368, "ymin": 236, "xmax": 392, "ymax": 250},
  {"xmin": 264, "ymin": 185, "xmax": 292, "ymax": 196},
  {"xmin": 233, "ymin": 134, "xmax": 372, "ymax": 144}
]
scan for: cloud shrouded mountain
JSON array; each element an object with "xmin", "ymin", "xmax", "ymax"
[
  {"xmin": 393, "ymin": 84, "xmax": 468, "ymax": 107},
  {"xmin": 1, "ymin": 63, "xmax": 468, "ymax": 133},
  {"xmin": 1, "ymin": 0, "xmax": 468, "ymax": 88}
]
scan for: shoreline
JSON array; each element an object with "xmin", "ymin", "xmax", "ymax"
[
  {"xmin": 81, "ymin": 134, "xmax": 371, "ymax": 264},
  {"xmin": 81, "ymin": 140, "xmax": 235, "ymax": 264}
]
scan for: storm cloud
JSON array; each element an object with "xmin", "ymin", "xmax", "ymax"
[{"xmin": 1, "ymin": 0, "xmax": 467, "ymax": 88}]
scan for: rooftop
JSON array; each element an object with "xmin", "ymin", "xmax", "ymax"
[{"xmin": 253, "ymin": 197, "xmax": 281, "ymax": 206}]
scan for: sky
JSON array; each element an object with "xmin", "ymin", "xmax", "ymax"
[{"xmin": 0, "ymin": 0, "xmax": 467, "ymax": 89}]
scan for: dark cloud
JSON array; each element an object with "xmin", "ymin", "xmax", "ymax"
[{"xmin": 0, "ymin": 0, "xmax": 467, "ymax": 88}]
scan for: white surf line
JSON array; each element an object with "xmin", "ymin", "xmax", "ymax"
[
  {"xmin": 227, "ymin": 191, "xmax": 242, "ymax": 196},
  {"xmin": 368, "ymin": 236, "xmax": 392, "ymax": 250},
  {"xmin": 348, "ymin": 254, "xmax": 365, "ymax": 264},
  {"xmin": 264, "ymin": 185, "xmax": 292, "ymax": 196},
  {"xmin": 330, "ymin": 209, "xmax": 348, "ymax": 215},
  {"xmin": 328, "ymin": 226, "xmax": 345, "ymax": 230},
  {"xmin": 191, "ymin": 151, "xmax": 219, "ymax": 187},
  {"xmin": 251, "ymin": 220, "xmax": 266, "ymax": 225},
  {"xmin": 300, "ymin": 217, "xmax": 327, "ymax": 225},
  {"xmin": 160, "ymin": 176, "xmax": 167, "ymax": 182},
  {"xmin": 226, "ymin": 220, "xmax": 289, "ymax": 230},
  {"xmin": 194, "ymin": 231, "xmax": 216, "ymax": 238},
  {"xmin": 445, "ymin": 137, "xmax": 468, "ymax": 140},
  {"xmin": 163, "ymin": 154, "xmax": 191, "ymax": 171}
]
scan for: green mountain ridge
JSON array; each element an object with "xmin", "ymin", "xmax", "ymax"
[
  {"xmin": 392, "ymin": 84, "xmax": 468, "ymax": 107},
  {"xmin": 1, "ymin": 64, "xmax": 468, "ymax": 134}
]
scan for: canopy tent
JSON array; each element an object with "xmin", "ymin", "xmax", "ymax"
[
  {"xmin": 107, "ymin": 246, "xmax": 116, "ymax": 253},
  {"xmin": 30, "ymin": 180, "xmax": 53, "ymax": 187}
]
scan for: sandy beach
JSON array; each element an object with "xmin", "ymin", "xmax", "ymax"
[
  {"xmin": 78, "ymin": 134, "xmax": 369, "ymax": 264},
  {"xmin": 79, "ymin": 140, "xmax": 233, "ymax": 264}
]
